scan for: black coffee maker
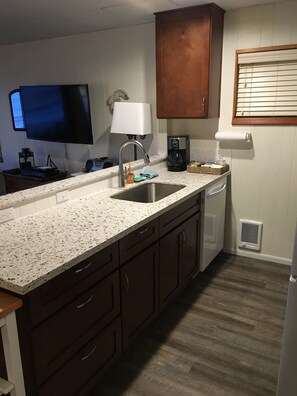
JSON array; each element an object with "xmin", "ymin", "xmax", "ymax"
[{"xmin": 167, "ymin": 136, "xmax": 190, "ymax": 171}]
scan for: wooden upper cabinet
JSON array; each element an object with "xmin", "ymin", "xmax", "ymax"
[{"xmin": 155, "ymin": 4, "xmax": 225, "ymax": 119}]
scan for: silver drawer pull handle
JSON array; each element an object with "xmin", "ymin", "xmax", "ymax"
[
  {"xmin": 138, "ymin": 227, "xmax": 148, "ymax": 235},
  {"xmin": 76, "ymin": 294, "xmax": 93, "ymax": 309},
  {"xmin": 80, "ymin": 345, "xmax": 97, "ymax": 361},
  {"xmin": 75, "ymin": 261, "xmax": 92, "ymax": 274}
]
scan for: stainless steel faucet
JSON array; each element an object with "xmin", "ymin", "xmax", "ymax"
[{"xmin": 118, "ymin": 139, "xmax": 150, "ymax": 187}]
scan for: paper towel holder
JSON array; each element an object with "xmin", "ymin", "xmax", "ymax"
[
  {"xmin": 244, "ymin": 132, "xmax": 251, "ymax": 142},
  {"xmin": 215, "ymin": 131, "xmax": 252, "ymax": 143}
]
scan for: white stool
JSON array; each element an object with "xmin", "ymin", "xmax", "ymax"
[{"xmin": 0, "ymin": 292, "xmax": 26, "ymax": 396}]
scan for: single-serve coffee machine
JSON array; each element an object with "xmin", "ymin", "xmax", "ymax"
[{"xmin": 167, "ymin": 135, "xmax": 190, "ymax": 172}]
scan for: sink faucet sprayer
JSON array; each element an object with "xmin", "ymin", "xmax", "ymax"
[{"xmin": 118, "ymin": 139, "xmax": 150, "ymax": 187}]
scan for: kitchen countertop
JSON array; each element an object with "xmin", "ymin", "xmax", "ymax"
[
  {"xmin": 0, "ymin": 155, "xmax": 167, "ymax": 211},
  {"xmin": 0, "ymin": 167, "xmax": 230, "ymax": 295}
]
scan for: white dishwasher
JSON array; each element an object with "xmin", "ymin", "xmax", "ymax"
[{"xmin": 200, "ymin": 177, "xmax": 227, "ymax": 271}]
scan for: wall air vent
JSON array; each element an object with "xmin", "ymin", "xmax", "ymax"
[{"xmin": 239, "ymin": 219, "xmax": 263, "ymax": 251}]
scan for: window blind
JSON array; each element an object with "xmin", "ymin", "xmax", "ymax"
[{"xmin": 235, "ymin": 49, "xmax": 297, "ymax": 118}]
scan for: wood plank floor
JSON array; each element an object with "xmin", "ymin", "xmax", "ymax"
[{"xmin": 88, "ymin": 253, "xmax": 290, "ymax": 396}]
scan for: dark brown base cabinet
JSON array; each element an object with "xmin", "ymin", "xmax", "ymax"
[
  {"xmin": 160, "ymin": 197, "xmax": 200, "ymax": 311},
  {"xmin": 2, "ymin": 171, "xmax": 68, "ymax": 193},
  {"xmin": 160, "ymin": 225, "xmax": 183, "ymax": 309},
  {"xmin": 182, "ymin": 212, "xmax": 200, "ymax": 285},
  {"xmin": 121, "ymin": 243, "xmax": 159, "ymax": 351},
  {"xmin": 12, "ymin": 193, "xmax": 200, "ymax": 395},
  {"xmin": 39, "ymin": 318, "xmax": 122, "ymax": 396},
  {"xmin": 31, "ymin": 271, "xmax": 121, "ymax": 385},
  {"xmin": 160, "ymin": 212, "xmax": 200, "ymax": 310},
  {"xmin": 16, "ymin": 242, "xmax": 122, "ymax": 396}
]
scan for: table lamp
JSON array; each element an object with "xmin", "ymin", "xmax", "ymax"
[{"xmin": 110, "ymin": 102, "xmax": 152, "ymax": 160}]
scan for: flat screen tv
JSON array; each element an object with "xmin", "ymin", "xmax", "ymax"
[{"xmin": 20, "ymin": 84, "xmax": 93, "ymax": 144}]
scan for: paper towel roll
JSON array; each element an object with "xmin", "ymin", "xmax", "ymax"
[{"xmin": 215, "ymin": 131, "xmax": 251, "ymax": 142}]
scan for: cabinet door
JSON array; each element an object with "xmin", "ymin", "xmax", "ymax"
[
  {"xmin": 121, "ymin": 243, "xmax": 159, "ymax": 350},
  {"xmin": 160, "ymin": 211, "xmax": 200, "ymax": 311},
  {"xmin": 156, "ymin": 9, "xmax": 210, "ymax": 118},
  {"xmin": 182, "ymin": 212, "xmax": 200, "ymax": 285},
  {"xmin": 159, "ymin": 225, "xmax": 183, "ymax": 311},
  {"xmin": 155, "ymin": 5, "xmax": 224, "ymax": 119}
]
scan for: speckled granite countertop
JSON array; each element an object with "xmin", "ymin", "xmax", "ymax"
[
  {"xmin": 0, "ymin": 155, "xmax": 166, "ymax": 210},
  {"xmin": 0, "ymin": 168, "xmax": 230, "ymax": 295}
]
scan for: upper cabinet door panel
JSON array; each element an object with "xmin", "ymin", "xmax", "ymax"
[
  {"xmin": 156, "ymin": 11, "xmax": 210, "ymax": 118},
  {"xmin": 155, "ymin": 4, "xmax": 225, "ymax": 119}
]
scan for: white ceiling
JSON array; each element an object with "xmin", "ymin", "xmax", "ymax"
[{"xmin": 0, "ymin": 0, "xmax": 288, "ymax": 46}]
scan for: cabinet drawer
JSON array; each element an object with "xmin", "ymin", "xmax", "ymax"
[
  {"xmin": 159, "ymin": 194, "xmax": 200, "ymax": 236},
  {"xmin": 28, "ymin": 242, "xmax": 119, "ymax": 326},
  {"xmin": 119, "ymin": 219, "xmax": 159, "ymax": 264},
  {"xmin": 32, "ymin": 271, "xmax": 120, "ymax": 384},
  {"xmin": 38, "ymin": 317, "xmax": 122, "ymax": 396}
]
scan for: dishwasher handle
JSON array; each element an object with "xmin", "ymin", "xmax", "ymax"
[{"xmin": 206, "ymin": 183, "xmax": 226, "ymax": 198}]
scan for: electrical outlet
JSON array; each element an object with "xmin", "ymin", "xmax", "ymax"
[
  {"xmin": 56, "ymin": 190, "xmax": 69, "ymax": 204},
  {"xmin": 0, "ymin": 207, "xmax": 15, "ymax": 224}
]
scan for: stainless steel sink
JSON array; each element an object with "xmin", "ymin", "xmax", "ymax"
[{"xmin": 111, "ymin": 182, "xmax": 185, "ymax": 203}]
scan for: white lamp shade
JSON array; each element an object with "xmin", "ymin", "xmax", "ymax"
[{"xmin": 110, "ymin": 102, "xmax": 152, "ymax": 136}]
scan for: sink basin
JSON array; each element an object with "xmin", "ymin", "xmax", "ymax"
[{"xmin": 111, "ymin": 182, "xmax": 185, "ymax": 203}]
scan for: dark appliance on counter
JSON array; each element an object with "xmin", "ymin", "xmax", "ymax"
[
  {"xmin": 85, "ymin": 157, "xmax": 114, "ymax": 172},
  {"xmin": 19, "ymin": 148, "xmax": 35, "ymax": 170},
  {"xmin": 167, "ymin": 135, "xmax": 190, "ymax": 171}
]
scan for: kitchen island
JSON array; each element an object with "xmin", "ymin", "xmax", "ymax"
[
  {"xmin": 0, "ymin": 159, "xmax": 230, "ymax": 396},
  {"xmin": 0, "ymin": 160, "xmax": 229, "ymax": 294}
]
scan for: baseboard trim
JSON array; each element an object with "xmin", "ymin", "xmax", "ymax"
[{"xmin": 223, "ymin": 247, "xmax": 292, "ymax": 266}]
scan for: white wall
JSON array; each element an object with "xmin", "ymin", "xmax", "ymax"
[
  {"xmin": 0, "ymin": 23, "xmax": 157, "ymax": 178},
  {"xmin": 220, "ymin": 0, "xmax": 297, "ymax": 263},
  {"xmin": 169, "ymin": 0, "xmax": 297, "ymax": 263}
]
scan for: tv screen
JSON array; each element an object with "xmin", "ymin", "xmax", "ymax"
[{"xmin": 20, "ymin": 84, "xmax": 93, "ymax": 144}]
